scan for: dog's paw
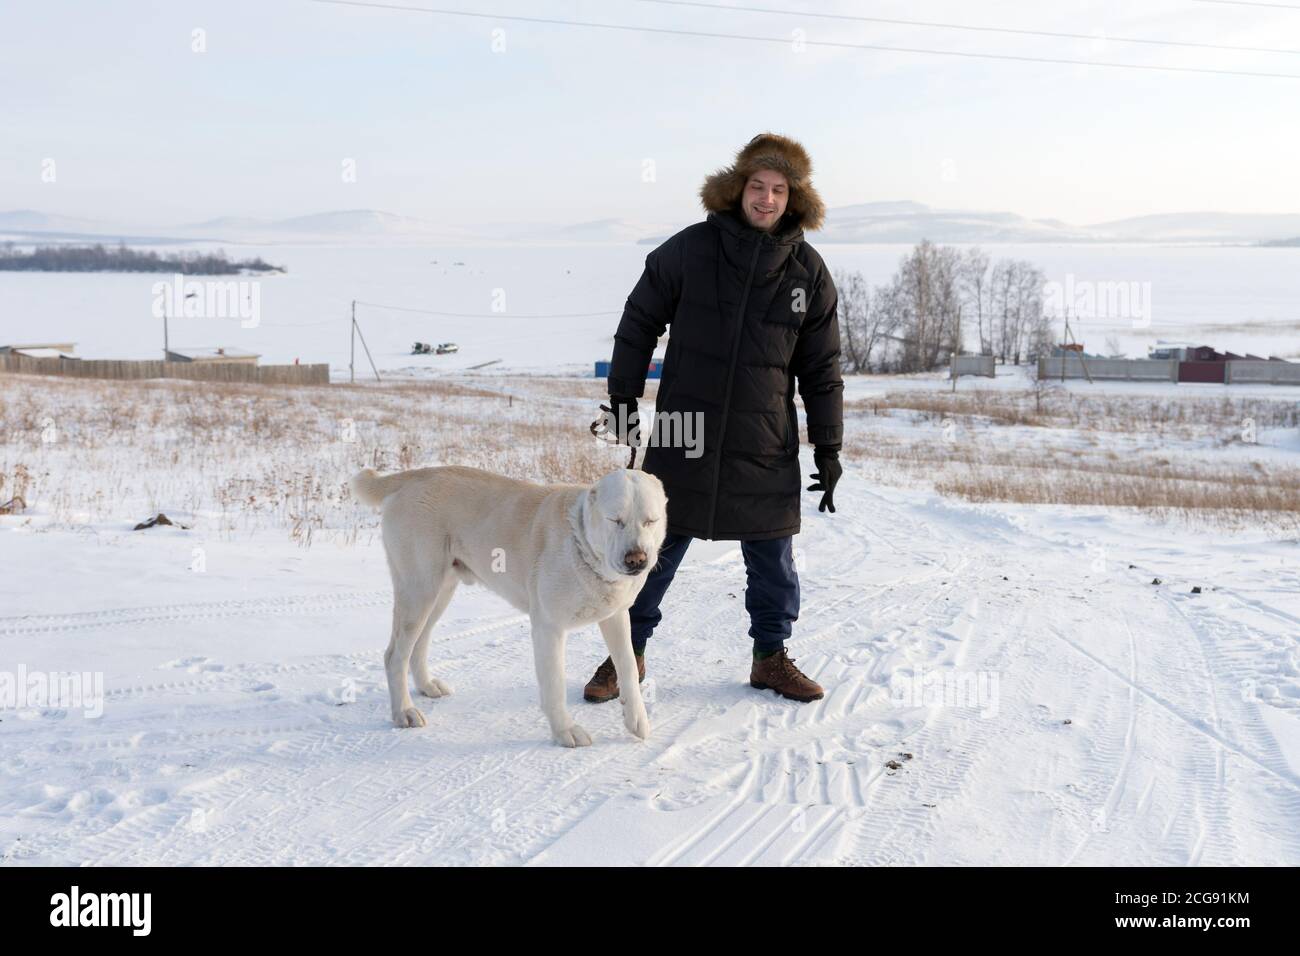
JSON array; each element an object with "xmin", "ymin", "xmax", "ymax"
[
  {"xmin": 622, "ymin": 701, "xmax": 651, "ymax": 741},
  {"xmin": 418, "ymin": 678, "xmax": 452, "ymax": 699},
  {"xmin": 552, "ymin": 723, "xmax": 593, "ymax": 748},
  {"xmin": 393, "ymin": 707, "xmax": 427, "ymax": 728}
]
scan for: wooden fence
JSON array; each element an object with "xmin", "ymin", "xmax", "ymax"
[{"xmin": 1, "ymin": 353, "xmax": 330, "ymax": 386}]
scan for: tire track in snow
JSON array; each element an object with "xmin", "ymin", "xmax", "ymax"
[
  {"xmin": 0, "ymin": 590, "xmax": 405, "ymax": 636},
  {"xmin": 1043, "ymin": 621, "xmax": 1300, "ymax": 793}
]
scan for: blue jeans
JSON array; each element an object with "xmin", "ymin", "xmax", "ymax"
[{"xmin": 628, "ymin": 532, "xmax": 800, "ymax": 654}]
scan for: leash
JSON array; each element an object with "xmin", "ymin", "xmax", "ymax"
[{"xmin": 590, "ymin": 403, "xmax": 638, "ymax": 470}]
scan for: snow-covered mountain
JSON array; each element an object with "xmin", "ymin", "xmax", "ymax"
[
  {"xmin": 1085, "ymin": 211, "xmax": 1300, "ymax": 243},
  {"xmin": 8, "ymin": 204, "xmax": 1300, "ymax": 246},
  {"xmin": 0, "ymin": 209, "xmax": 108, "ymax": 233},
  {"xmin": 173, "ymin": 210, "xmax": 475, "ymax": 242},
  {"xmin": 814, "ymin": 201, "xmax": 1095, "ymax": 244}
]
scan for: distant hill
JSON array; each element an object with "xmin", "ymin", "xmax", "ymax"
[
  {"xmin": 0, "ymin": 209, "xmax": 107, "ymax": 233},
  {"xmin": 174, "ymin": 209, "xmax": 475, "ymax": 242},
  {"xmin": 1086, "ymin": 211, "xmax": 1300, "ymax": 243},
  {"xmin": 8, "ymin": 204, "xmax": 1300, "ymax": 247},
  {"xmin": 813, "ymin": 202, "xmax": 1094, "ymax": 244}
]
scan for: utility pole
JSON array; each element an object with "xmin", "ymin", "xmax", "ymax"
[
  {"xmin": 349, "ymin": 300, "xmax": 380, "ymax": 383},
  {"xmin": 1063, "ymin": 311, "xmax": 1093, "ymax": 384}
]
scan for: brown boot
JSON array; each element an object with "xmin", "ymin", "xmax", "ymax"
[
  {"xmin": 750, "ymin": 648, "xmax": 824, "ymax": 702},
  {"xmin": 583, "ymin": 653, "xmax": 646, "ymax": 703}
]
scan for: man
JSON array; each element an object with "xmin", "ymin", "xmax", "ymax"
[{"xmin": 588, "ymin": 132, "xmax": 844, "ymax": 704}]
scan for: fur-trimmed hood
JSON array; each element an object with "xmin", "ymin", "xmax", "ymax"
[{"xmin": 699, "ymin": 133, "xmax": 826, "ymax": 232}]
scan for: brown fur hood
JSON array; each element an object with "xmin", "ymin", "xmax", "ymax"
[{"xmin": 699, "ymin": 132, "xmax": 826, "ymax": 232}]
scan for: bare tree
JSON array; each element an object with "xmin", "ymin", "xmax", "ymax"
[
  {"xmin": 960, "ymin": 247, "xmax": 992, "ymax": 355},
  {"xmin": 986, "ymin": 258, "xmax": 1047, "ymax": 365},
  {"xmin": 833, "ymin": 269, "xmax": 870, "ymax": 372},
  {"xmin": 887, "ymin": 240, "xmax": 965, "ymax": 373}
]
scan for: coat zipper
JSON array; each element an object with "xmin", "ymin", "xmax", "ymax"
[{"xmin": 705, "ymin": 237, "xmax": 763, "ymax": 539}]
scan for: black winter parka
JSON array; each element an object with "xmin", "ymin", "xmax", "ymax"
[{"xmin": 607, "ymin": 208, "xmax": 844, "ymax": 541}]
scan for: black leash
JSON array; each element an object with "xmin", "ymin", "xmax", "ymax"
[{"xmin": 590, "ymin": 403, "xmax": 638, "ymax": 470}]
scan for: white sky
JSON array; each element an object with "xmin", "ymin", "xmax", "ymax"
[{"xmin": 3, "ymin": 0, "xmax": 1300, "ymax": 228}]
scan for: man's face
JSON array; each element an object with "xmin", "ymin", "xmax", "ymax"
[{"xmin": 740, "ymin": 169, "xmax": 789, "ymax": 232}]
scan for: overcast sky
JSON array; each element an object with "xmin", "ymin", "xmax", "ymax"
[{"xmin": 4, "ymin": 0, "xmax": 1300, "ymax": 229}]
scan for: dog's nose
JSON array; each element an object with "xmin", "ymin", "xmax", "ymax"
[{"xmin": 623, "ymin": 549, "xmax": 647, "ymax": 572}]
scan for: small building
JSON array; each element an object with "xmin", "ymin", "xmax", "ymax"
[
  {"xmin": 165, "ymin": 346, "xmax": 260, "ymax": 365},
  {"xmin": 0, "ymin": 342, "xmax": 78, "ymax": 359},
  {"xmin": 1149, "ymin": 344, "xmax": 1280, "ymax": 364},
  {"xmin": 1050, "ymin": 345, "xmax": 1105, "ymax": 359},
  {"xmin": 594, "ymin": 358, "xmax": 663, "ymax": 380}
]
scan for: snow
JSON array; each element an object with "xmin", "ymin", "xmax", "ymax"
[
  {"xmin": 2, "ymin": 240, "xmax": 1299, "ymax": 865},
  {"xmin": 2, "ymin": 382, "xmax": 1298, "ymax": 865}
]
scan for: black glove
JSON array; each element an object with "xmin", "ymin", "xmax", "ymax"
[
  {"xmin": 595, "ymin": 395, "xmax": 640, "ymax": 446},
  {"xmin": 808, "ymin": 446, "xmax": 842, "ymax": 513}
]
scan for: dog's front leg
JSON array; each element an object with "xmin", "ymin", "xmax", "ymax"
[
  {"xmin": 530, "ymin": 617, "xmax": 591, "ymax": 748},
  {"xmin": 598, "ymin": 610, "xmax": 650, "ymax": 741}
]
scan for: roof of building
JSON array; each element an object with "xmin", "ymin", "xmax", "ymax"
[
  {"xmin": 10, "ymin": 347, "xmax": 79, "ymax": 359},
  {"xmin": 166, "ymin": 346, "xmax": 261, "ymax": 360},
  {"xmin": 1, "ymin": 342, "xmax": 76, "ymax": 352}
]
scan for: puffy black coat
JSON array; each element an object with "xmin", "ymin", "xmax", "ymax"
[{"xmin": 607, "ymin": 208, "xmax": 844, "ymax": 541}]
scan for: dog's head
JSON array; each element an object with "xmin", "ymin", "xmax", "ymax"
[{"xmin": 585, "ymin": 469, "xmax": 669, "ymax": 578}]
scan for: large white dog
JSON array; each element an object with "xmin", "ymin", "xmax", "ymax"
[{"xmin": 351, "ymin": 465, "xmax": 668, "ymax": 747}]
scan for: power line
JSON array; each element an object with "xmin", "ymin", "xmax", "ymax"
[
  {"xmin": 307, "ymin": 0, "xmax": 1300, "ymax": 79},
  {"xmin": 1192, "ymin": 0, "xmax": 1300, "ymax": 8},
  {"xmin": 355, "ymin": 299, "xmax": 620, "ymax": 318},
  {"xmin": 633, "ymin": 0, "xmax": 1300, "ymax": 57}
]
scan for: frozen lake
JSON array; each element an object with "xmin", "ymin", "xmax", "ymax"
[{"xmin": 2, "ymin": 239, "xmax": 1298, "ymax": 373}]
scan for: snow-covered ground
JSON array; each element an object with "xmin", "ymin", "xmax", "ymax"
[{"xmin": 2, "ymin": 368, "xmax": 1298, "ymax": 866}]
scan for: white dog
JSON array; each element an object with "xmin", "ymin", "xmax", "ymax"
[{"xmin": 351, "ymin": 465, "xmax": 668, "ymax": 747}]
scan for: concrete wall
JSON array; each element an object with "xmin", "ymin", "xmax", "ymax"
[
  {"xmin": 950, "ymin": 355, "xmax": 995, "ymax": 378},
  {"xmin": 1225, "ymin": 360, "xmax": 1300, "ymax": 385},
  {"xmin": 1037, "ymin": 357, "xmax": 1178, "ymax": 382}
]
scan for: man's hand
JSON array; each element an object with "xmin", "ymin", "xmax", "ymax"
[
  {"xmin": 807, "ymin": 446, "xmax": 842, "ymax": 513},
  {"xmin": 594, "ymin": 395, "xmax": 640, "ymax": 446}
]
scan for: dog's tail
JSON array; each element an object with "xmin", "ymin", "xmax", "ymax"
[{"xmin": 350, "ymin": 468, "xmax": 408, "ymax": 508}]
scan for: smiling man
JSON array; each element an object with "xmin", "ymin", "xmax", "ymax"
[{"xmin": 588, "ymin": 132, "xmax": 844, "ymax": 704}]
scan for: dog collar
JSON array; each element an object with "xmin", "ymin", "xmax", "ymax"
[{"xmin": 568, "ymin": 497, "xmax": 622, "ymax": 583}]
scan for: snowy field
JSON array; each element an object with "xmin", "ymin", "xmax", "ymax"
[{"xmin": 2, "ymin": 361, "xmax": 1298, "ymax": 866}]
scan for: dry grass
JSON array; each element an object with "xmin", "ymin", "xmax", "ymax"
[
  {"xmin": 843, "ymin": 386, "xmax": 1300, "ymax": 530},
  {"xmin": 0, "ymin": 373, "xmax": 625, "ymax": 543},
  {"xmin": 849, "ymin": 388, "xmax": 1299, "ymax": 438},
  {"xmin": 935, "ymin": 463, "xmax": 1300, "ymax": 530},
  {"xmin": 4, "ymin": 371, "xmax": 1296, "ymax": 539}
]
